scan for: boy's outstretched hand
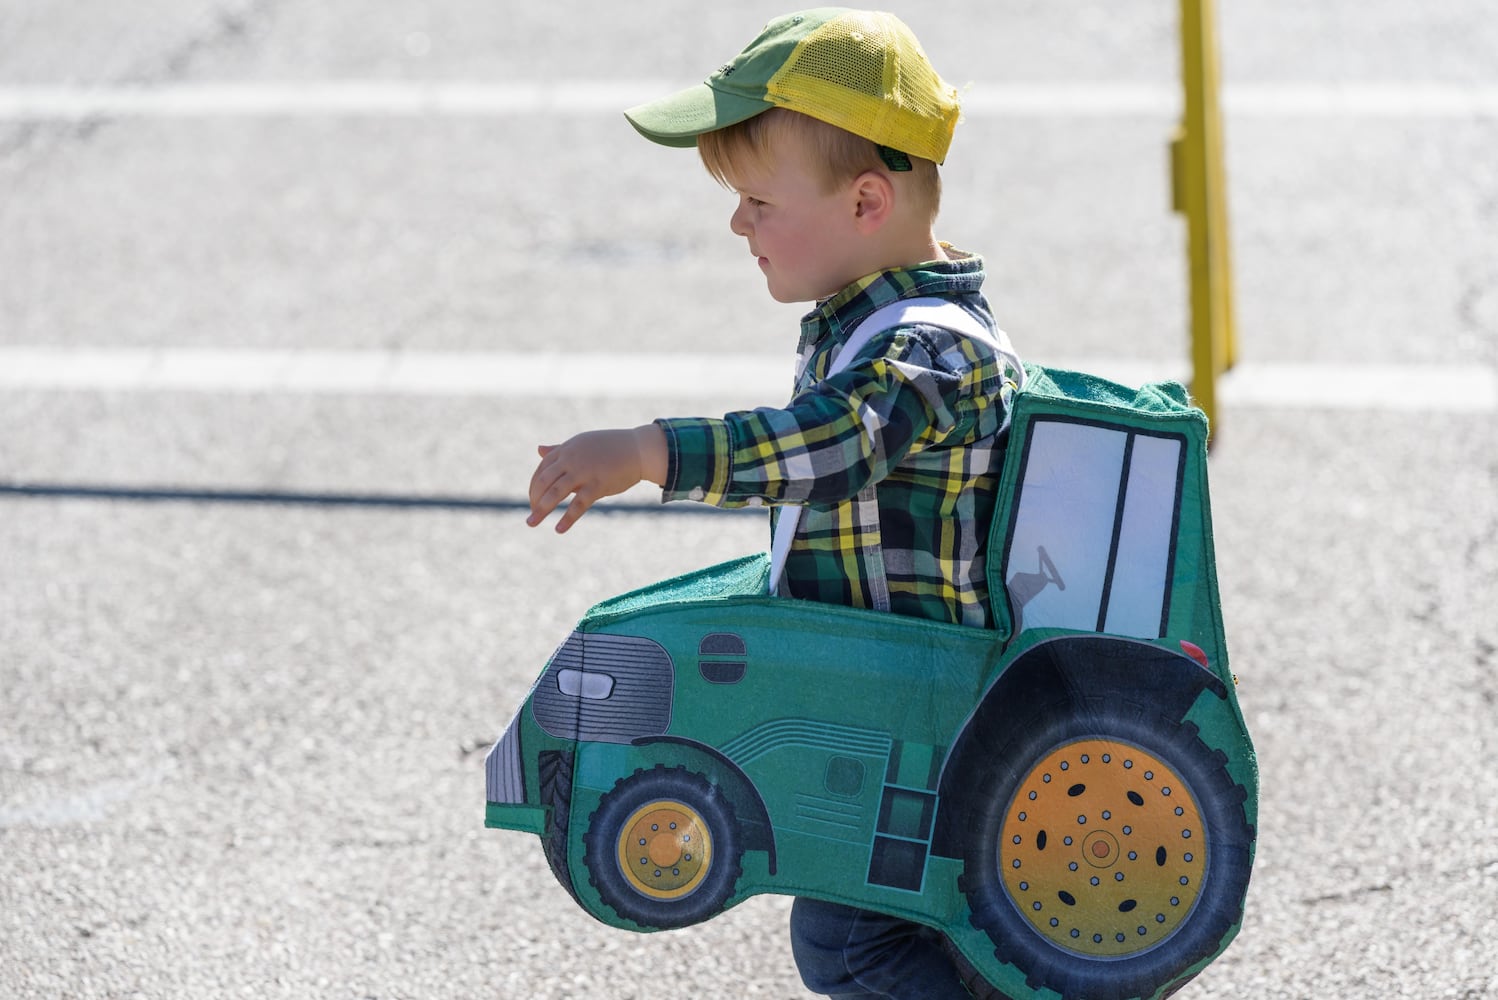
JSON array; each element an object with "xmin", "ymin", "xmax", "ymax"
[{"xmin": 527, "ymin": 424, "xmax": 669, "ymax": 534}]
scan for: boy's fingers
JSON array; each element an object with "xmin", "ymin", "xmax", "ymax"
[
  {"xmin": 530, "ymin": 445, "xmax": 584, "ymax": 505},
  {"xmin": 555, "ymin": 491, "xmax": 594, "ymax": 534},
  {"xmin": 526, "ymin": 495, "xmax": 556, "ymax": 526},
  {"xmin": 526, "ymin": 461, "xmax": 573, "ymax": 525},
  {"xmin": 528, "ymin": 479, "xmax": 572, "ymax": 526},
  {"xmin": 525, "ymin": 489, "xmax": 554, "ymax": 526},
  {"xmin": 528, "ymin": 461, "xmax": 562, "ymax": 507},
  {"xmin": 531, "ymin": 462, "xmax": 603, "ymax": 529}
]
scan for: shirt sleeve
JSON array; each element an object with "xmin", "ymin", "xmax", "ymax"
[{"xmin": 657, "ymin": 326, "xmax": 1007, "ymax": 508}]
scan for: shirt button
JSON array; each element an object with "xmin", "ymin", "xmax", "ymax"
[
  {"xmin": 689, "ymin": 487, "xmax": 706, "ymax": 501},
  {"xmin": 746, "ymin": 496, "xmax": 764, "ymax": 507}
]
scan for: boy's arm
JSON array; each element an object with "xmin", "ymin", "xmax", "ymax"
[
  {"xmin": 664, "ymin": 328, "xmax": 1000, "ymax": 507},
  {"xmin": 527, "ymin": 424, "xmax": 668, "ymax": 533}
]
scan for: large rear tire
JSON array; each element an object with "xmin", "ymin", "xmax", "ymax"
[{"xmin": 958, "ymin": 701, "xmax": 1252, "ymax": 1000}]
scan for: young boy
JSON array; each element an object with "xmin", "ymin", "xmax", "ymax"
[{"xmin": 527, "ymin": 9, "xmax": 1021, "ymax": 997}]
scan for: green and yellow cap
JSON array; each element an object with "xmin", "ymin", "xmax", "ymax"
[{"xmin": 624, "ymin": 8, "xmax": 961, "ymax": 164}]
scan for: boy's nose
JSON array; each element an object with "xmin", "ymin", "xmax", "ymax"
[{"xmin": 730, "ymin": 200, "xmax": 751, "ymax": 237}]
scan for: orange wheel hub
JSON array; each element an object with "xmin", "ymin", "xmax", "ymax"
[
  {"xmin": 999, "ymin": 738, "xmax": 1207, "ymax": 958},
  {"xmin": 615, "ymin": 800, "xmax": 714, "ymax": 900}
]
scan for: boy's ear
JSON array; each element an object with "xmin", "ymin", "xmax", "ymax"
[{"xmin": 849, "ymin": 169, "xmax": 895, "ymax": 232}]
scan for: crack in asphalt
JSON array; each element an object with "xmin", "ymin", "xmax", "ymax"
[
  {"xmin": 0, "ymin": 0, "xmax": 278, "ymax": 169},
  {"xmin": 149, "ymin": 0, "xmax": 276, "ymax": 84},
  {"xmin": 1300, "ymin": 857, "xmax": 1498, "ymax": 906}
]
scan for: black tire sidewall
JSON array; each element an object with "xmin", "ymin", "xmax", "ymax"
[
  {"xmin": 583, "ymin": 765, "xmax": 741, "ymax": 930},
  {"xmin": 961, "ymin": 702, "xmax": 1252, "ymax": 1000}
]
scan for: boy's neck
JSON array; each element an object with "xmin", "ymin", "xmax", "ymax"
[{"xmin": 862, "ymin": 229, "xmax": 949, "ymax": 277}]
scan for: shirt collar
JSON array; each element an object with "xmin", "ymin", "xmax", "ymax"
[{"xmin": 800, "ymin": 246, "xmax": 987, "ymax": 348}]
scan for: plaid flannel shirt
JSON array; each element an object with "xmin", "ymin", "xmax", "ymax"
[{"xmin": 657, "ymin": 250, "xmax": 1018, "ymax": 628}]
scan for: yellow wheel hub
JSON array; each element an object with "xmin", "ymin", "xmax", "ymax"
[
  {"xmin": 615, "ymin": 800, "xmax": 714, "ymax": 900},
  {"xmin": 1000, "ymin": 738, "xmax": 1206, "ymax": 958}
]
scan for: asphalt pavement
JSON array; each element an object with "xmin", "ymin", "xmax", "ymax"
[{"xmin": 2, "ymin": 2, "xmax": 1496, "ymax": 998}]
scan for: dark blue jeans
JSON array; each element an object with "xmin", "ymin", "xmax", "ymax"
[{"xmin": 789, "ymin": 898, "xmax": 972, "ymax": 999}]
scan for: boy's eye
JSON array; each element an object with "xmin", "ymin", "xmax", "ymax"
[{"xmin": 745, "ymin": 196, "xmax": 766, "ymax": 208}]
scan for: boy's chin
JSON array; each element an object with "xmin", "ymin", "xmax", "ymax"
[{"xmin": 766, "ymin": 282, "xmax": 824, "ymax": 305}]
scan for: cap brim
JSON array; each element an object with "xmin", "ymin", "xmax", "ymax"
[{"xmin": 624, "ymin": 82, "xmax": 771, "ymax": 148}]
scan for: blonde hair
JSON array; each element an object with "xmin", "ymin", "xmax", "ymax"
[{"xmin": 697, "ymin": 108, "xmax": 942, "ymax": 222}]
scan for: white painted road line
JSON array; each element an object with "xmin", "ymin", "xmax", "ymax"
[
  {"xmin": 0, "ymin": 347, "xmax": 791, "ymax": 399},
  {"xmin": 1, "ymin": 347, "xmax": 1493, "ymax": 412},
  {"xmin": 1223, "ymin": 82, "xmax": 1498, "ymax": 118},
  {"xmin": 2, "ymin": 82, "xmax": 1497, "ymax": 120},
  {"xmin": 0, "ymin": 81, "xmax": 674, "ymax": 119}
]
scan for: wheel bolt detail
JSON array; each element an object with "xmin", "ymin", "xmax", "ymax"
[
  {"xmin": 1000, "ymin": 739, "xmax": 1206, "ymax": 958},
  {"xmin": 615, "ymin": 800, "xmax": 713, "ymax": 900}
]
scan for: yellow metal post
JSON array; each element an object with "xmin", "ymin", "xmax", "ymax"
[{"xmin": 1172, "ymin": 0, "xmax": 1237, "ymax": 433}]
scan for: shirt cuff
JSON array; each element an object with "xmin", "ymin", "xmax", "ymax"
[{"xmin": 655, "ymin": 417, "xmax": 732, "ymax": 505}]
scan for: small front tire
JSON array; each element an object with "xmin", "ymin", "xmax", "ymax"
[{"xmin": 583, "ymin": 765, "xmax": 743, "ymax": 929}]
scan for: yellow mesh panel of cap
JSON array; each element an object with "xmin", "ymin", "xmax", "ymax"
[{"xmin": 764, "ymin": 11, "xmax": 960, "ymax": 163}]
